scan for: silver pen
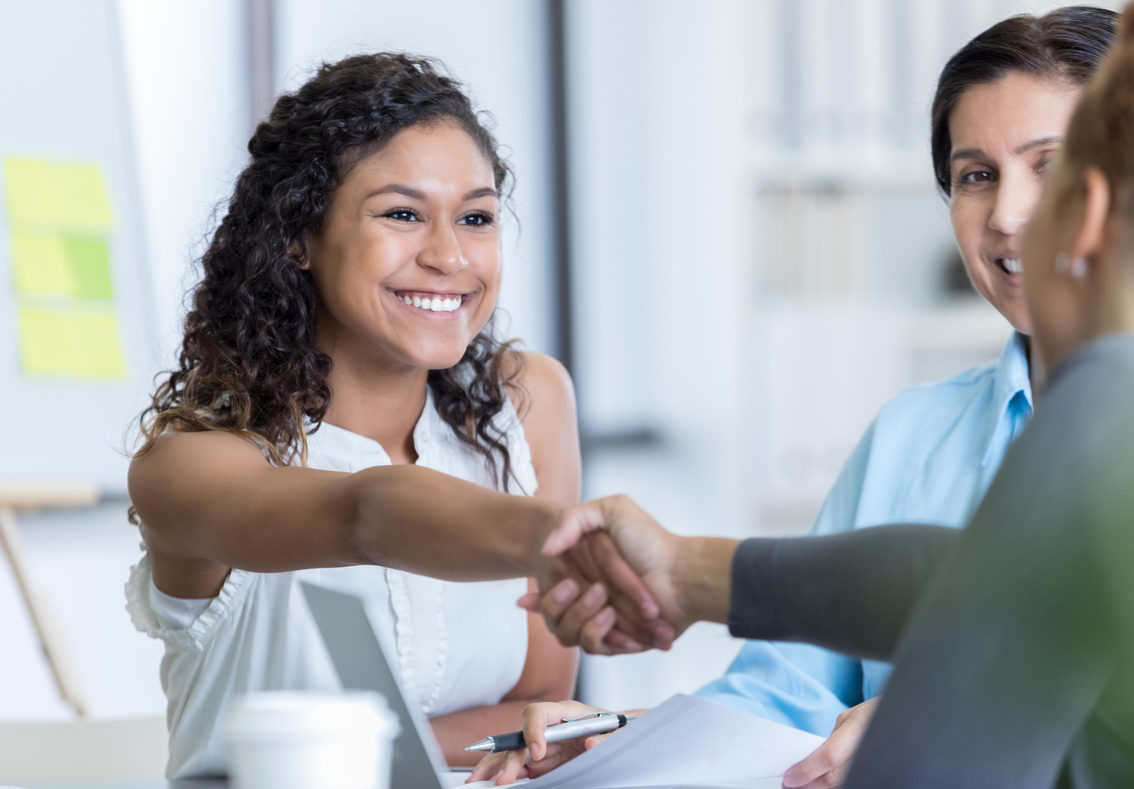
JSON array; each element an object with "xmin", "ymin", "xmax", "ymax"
[{"xmin": 464, "ymin": 711, "xmax": 638, "ymax": 753}]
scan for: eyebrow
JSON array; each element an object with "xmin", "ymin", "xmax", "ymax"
[
  {"xmin": 365, "ymin": 184, "xmax": 498, "ymax": 201},
  {"xmin": 950, "ymin": 135, "xmax": 1065, "ymax": 166}
]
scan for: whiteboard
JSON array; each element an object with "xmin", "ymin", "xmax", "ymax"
[{"xmin": 0, "ymin": 1, "xmax": 156, "ymax": 494}]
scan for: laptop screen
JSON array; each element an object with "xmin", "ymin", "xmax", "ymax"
[{"xmin": 301, "ymin": 581, "xmax": 449, "ymax": 789}]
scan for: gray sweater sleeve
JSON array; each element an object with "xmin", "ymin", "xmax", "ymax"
[{"xmin": 727, "ymin": 524, "xmax": 957, "ymax": 661}]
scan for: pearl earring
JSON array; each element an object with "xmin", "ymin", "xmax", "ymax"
[{"xmin": 1054, "ymin": 252, "xmax": 1088, "ymax": 278}]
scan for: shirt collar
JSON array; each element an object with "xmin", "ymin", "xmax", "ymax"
[
  {"xmin": 981, "ymin": 331, "xmax": 1033, "ymax": 467},
  {"xmin": 994, "ymin": 331, "xmax": 1032, "ymax": 408}
]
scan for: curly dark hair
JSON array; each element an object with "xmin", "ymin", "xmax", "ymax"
[
  {"xmin": 134, "ymin": 52, "xmax": 524, "ymax": 489},
  {"xmin": 931, "ymin": 6, "xmax": 1117, "ymax": 197}
]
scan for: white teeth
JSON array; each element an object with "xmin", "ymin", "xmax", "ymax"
[
  {"xmin": 398, "ymin": 293, "xmax": 462, "ymax": 312},
  {"xmin": 1002, "ymin": 258, "xmax": 1022, "ymax": 274}
]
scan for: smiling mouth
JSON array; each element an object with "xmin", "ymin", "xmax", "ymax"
[
  {"xmin": 392, "ymin": 290, "xmax": 468, "ymax": 313},
  {"xmin": 995, "ymin": 257, "xmax": 1023, "ymax": 275}
]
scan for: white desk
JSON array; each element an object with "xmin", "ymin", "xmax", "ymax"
[{"xmin": 10, "ymin": 776, "xmax": 785, "ymax": 789}]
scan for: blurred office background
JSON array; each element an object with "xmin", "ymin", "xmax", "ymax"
[{"xmin": 1, "ymin": 0, "xmax": 1115, "ymax": 723}]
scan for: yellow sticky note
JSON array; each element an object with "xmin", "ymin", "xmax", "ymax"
[
  {"xmin": 18, "ymin": 306, "xmax": 126, "ymax": 379},
  {"xmin": 3, "ymin": 157, "xmax": 114, "ymax": 229},
  {"xmin": 52, "ymin": 163, "xmax": 114, "ymax": 229},
  {"xmin": 3, "ymin": 158, "xmax": 56, "ymax": 226},
  {"xmin": 11, "ymin": 231, "xmax": 76, "ymax": 296}
]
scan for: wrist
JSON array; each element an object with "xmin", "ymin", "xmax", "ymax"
[
  {"xmin": 509, "ymin": 495, "xmax": 564, "ymax": 575},
  {"xmin": 672, "ymin": 537, "xmax": 738, "ymax": 625}
]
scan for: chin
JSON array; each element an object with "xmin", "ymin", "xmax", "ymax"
[
  {"xmin": 417, "ymin": 349, "xmax": 472, "ymax": 372},
  {"xmin": 992, "ymin": 302, "xmax": 1032, "ymax": 335}
]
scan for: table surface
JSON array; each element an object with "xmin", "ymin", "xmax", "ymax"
[
  {"xmin": 3, "ymin": 782, "xmax": 224, "ymax": 789},
  {"xmin": 4, "ymin": 778, "xmax": 786, "ymax": 789}
]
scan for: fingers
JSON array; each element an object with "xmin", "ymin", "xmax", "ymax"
[
  {"xmin": 537, "ymin": 545, "xmax": 648, "ymax": 653},
  {"xmin": 516, "ymin": 590, "xmax": 540, "ymax": 612},
  {"xmin": 468, "ymin": 750, "xmax": 524, "ymax": 784},
  {"xmin": 521, "ymin": 700, "xmax": 601, "ymax": 762},
  {"xmin": 541, "ymin": 501, "xmax": 605, "ymax": 556},
  {"xmin": 552, "ymin": 582, "xmax": 612, "ymax": 651},
  {"xmin": 583, "ymin": 731, "xmax": 614, "ymax": 749},
  {"xmin": 520, "ymin": 585, "xmax": 646, "ymax": 654},
  {"xmin": 586, "ymin": 531, "xmax": 660, "ymax": 620},
  {"xmin": 470, "ymin": 700, "xmax": 608, "ymax": 785},
  {"xmin": 781, "ymin": 699, "xmax": 875, "ymax": 789},
  {"xmin": 491, "ymin": 749, "xmax": 531, "ymax": 785},
  {"xmin": 558, "ymin": 534, "xmax": 667, "ymax": 650},
  {"xmin": 781, "ymin": 740, "xmax": 842, "ymax": 789}
]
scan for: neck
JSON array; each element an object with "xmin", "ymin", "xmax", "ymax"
[
  {"xmin": 1086, "ymin": 277, "xmax": 1134, "ymax": 338},
  {"xmin": 1044, "ymin": 268, "xmax": 1134, "ymax": 379},
  {"xmin": 322, "ymin": 362, "xmax": 430, "ymax": 464}
]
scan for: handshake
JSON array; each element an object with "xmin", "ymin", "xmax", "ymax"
[{"xmin": 526, "ymin": 495, "xmax": 739, "ymax": 655}]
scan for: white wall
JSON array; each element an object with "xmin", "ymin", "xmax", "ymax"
[{"xmin": 118, "ymin": 0, "xmax": 253, "ymax": 371}]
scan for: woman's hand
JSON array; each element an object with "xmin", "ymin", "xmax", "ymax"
[
  {"xmin": 780, "ymin": 697, "xmax": 878, "ymax": 788},
  {"xmin": 466, "ymin": 700, "xmax": 615, "ymax": 785}
]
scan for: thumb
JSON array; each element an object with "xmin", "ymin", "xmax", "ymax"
[
  {"xmin": 516, "ymin": 591, "xmax": 540, "ymax": 612},
  {"xmin": 542, "ymin": 502, "xmax": 607, "ymax": 556}
]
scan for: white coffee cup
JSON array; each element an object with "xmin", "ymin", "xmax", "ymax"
[{"xmin": 227, "ymin": 690, "xmax": 399, "ymax": 789}]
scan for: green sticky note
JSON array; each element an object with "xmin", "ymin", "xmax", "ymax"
[
  {"xmin": 3, "ymin": 158, "xmax": 56, "ymax": 226},
  {"xmin": 10, "ymin": 232, "xmax": 112, "ymax": 300},
  {"xmin": 3, "ymin": 157, "xmax": 114, "ymax": 229},
  {"xmin": 18, "ymin": 306, "xmax": 126, "ymax": 379},
  {"xmin": 63, "ymin": 236, "xmax": 113, "ymax": 300},
  {"xmin": 11, "ymin": 231, "xmax": 76, "ymax": 296}
]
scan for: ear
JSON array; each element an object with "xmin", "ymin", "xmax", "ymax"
[
  {"xmin": 1068, "ymin": 166, "xmax": 1111, "ymax": 269},
  {"xmin": 289, "ymin": 238, "xmax": 311, "ymax": 270}
]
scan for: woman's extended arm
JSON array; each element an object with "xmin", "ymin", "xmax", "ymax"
[{"xmin": 129, "ymin": 431, "xmax": 568, "ymax": 598}]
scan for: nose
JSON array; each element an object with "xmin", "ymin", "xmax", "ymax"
[
  {"xmin": 418, "ymin": 223, "xmax": 467, "ymax": 275},
  {"xmin": 988, "ymin": 172, "xmax": 1040, "ymax": 237}
]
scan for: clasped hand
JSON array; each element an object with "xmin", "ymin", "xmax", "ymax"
[{"xmin": 529, "ymin": 495, "xmax": 695, "ymax": 654}]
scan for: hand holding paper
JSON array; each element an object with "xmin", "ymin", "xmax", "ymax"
[{"xmin": 469, "ymin": 694, "xmax": 824, "ymax": 789}]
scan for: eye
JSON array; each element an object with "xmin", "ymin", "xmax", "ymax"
[
  {"xmin": 458, "ymin": 211, "xmax": 495, "ymax": 228},
  {"xmin": 954, "ymin": 169, "xmax": 996, "ymax": 190},
  {"xmin": 381, "ymin": 208, "xmax": 420, "ymax": 222}
]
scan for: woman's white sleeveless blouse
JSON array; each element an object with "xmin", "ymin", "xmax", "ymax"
[{"xmin": 126, "ymin": 390, "xmax": 536, "ymax": 778}]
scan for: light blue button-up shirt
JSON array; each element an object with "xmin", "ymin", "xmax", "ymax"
[{"xmin": 695, "ymin": 332, "xmax": 1034, "ymax": 736}]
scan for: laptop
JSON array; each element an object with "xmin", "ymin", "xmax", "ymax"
[{"xmin": 301, "ymin": 581, "xmax": 464, "ymax": 789}]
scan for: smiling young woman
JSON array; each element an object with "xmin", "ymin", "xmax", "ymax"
[{"xmin": 122, "ymin": 53, "xmax": 660, "ymax": 778}]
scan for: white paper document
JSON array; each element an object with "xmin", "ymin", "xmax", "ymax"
[{"xmin": 465, "ymin": 693, "xmax": 823, "ymax": 789}]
